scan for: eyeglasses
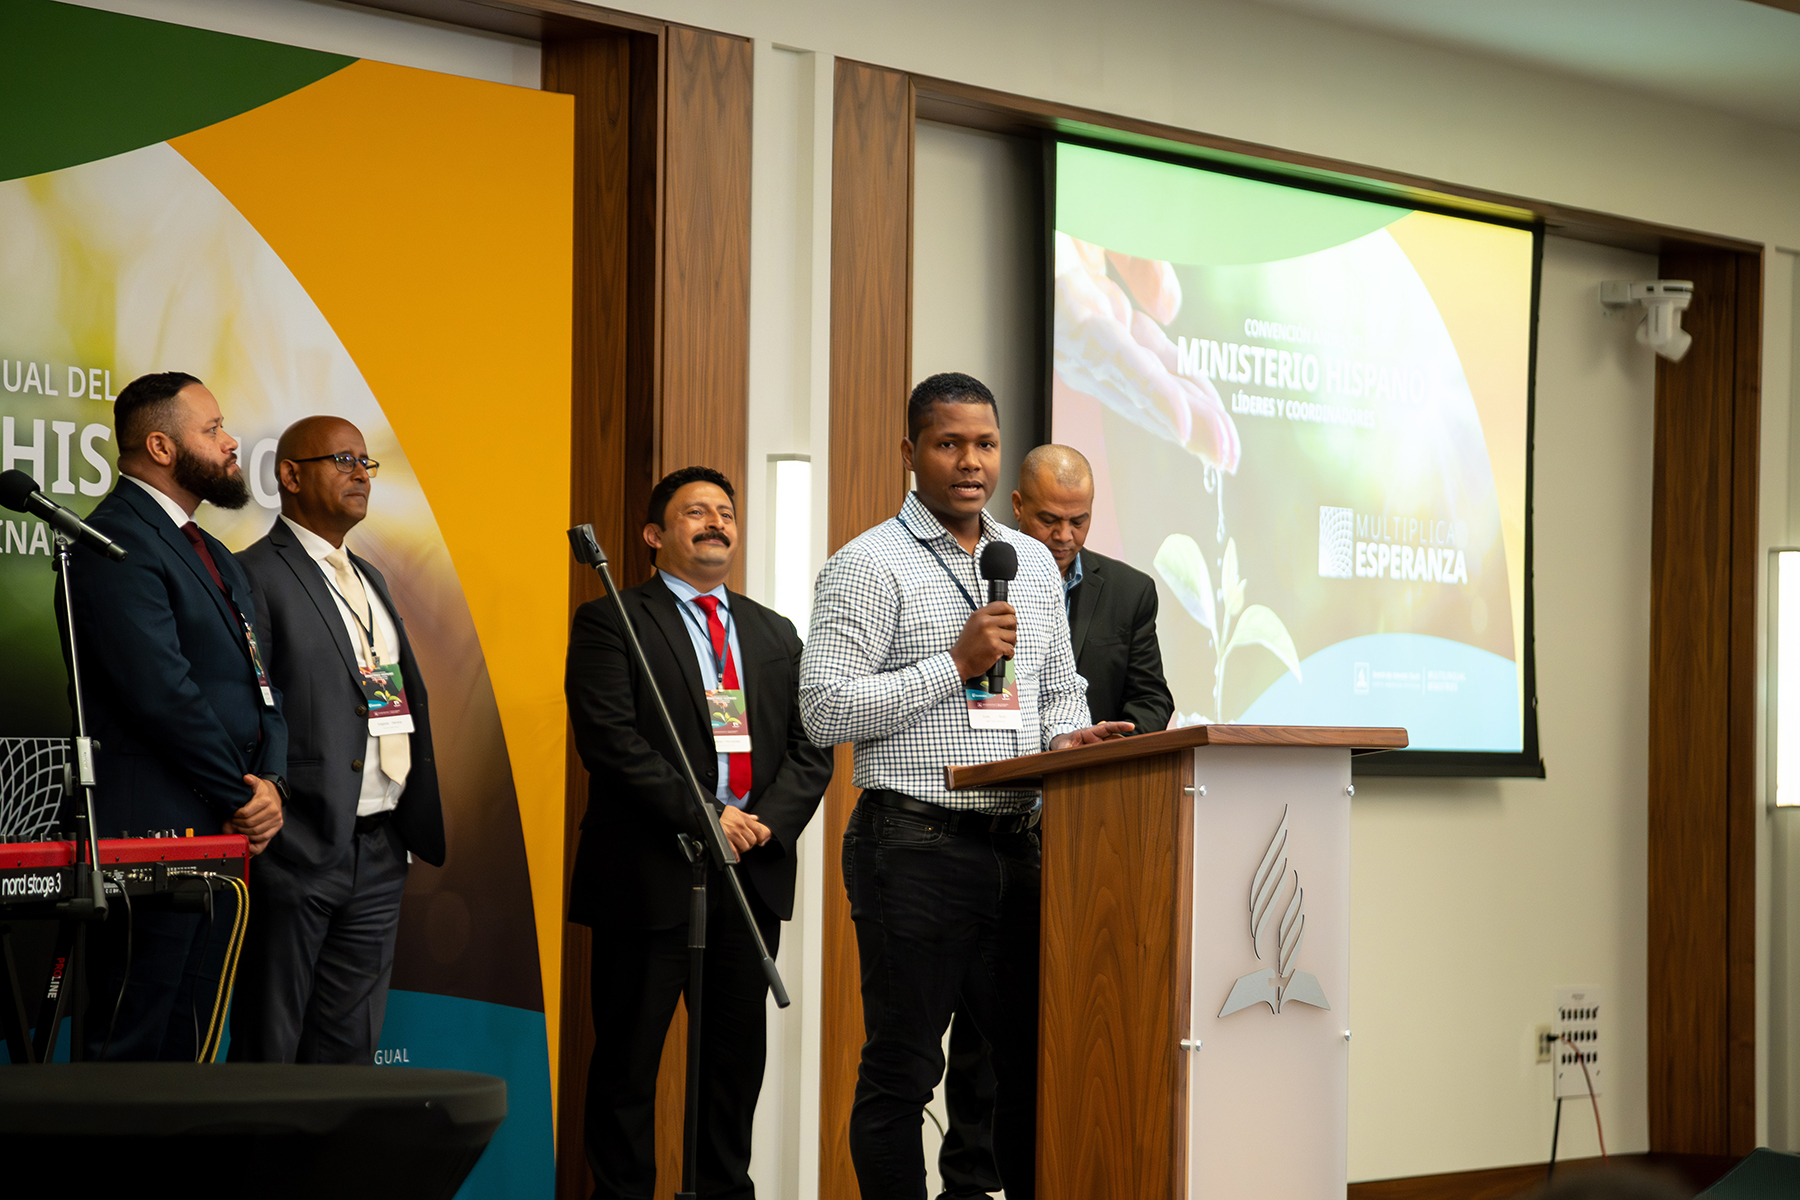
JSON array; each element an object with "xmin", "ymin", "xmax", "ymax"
[{"xmin": 290, "ymin": 452, "xmax": 380, "ymax": 478}]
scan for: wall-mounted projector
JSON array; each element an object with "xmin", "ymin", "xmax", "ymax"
[{"xmin": 1600, "ymin": 279, "xmax": 1694, "ymax": 362}]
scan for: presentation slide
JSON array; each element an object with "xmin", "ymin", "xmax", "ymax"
[{"xmin": 1051, "ymin": 141, "xmax": 1536, "ymax": 757}]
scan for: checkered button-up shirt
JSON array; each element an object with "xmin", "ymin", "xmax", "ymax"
[{"xmin": 799, "ymin": 492, "xmax": 1091, "ymax": 812}]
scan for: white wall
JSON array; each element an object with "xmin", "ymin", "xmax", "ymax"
[
  {"xmin": 1766, "ymin": 248, "xmax": 1800, "ymax": 1150},
  {"xmin": 1346, "ymin": 237, "xmax": 1658, "ymax": 1176},
  {"xmin": 913, "ymin": 121, "xmax": 1043, "ymax": 523},
  {"xmin": 742, "ymin": 39, "xmax": 835, "ymax": 1200}
]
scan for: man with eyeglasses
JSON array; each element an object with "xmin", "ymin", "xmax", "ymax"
[{"xmin": 228, "ymin": 416, "xmax": 445, "ymax": 1063}]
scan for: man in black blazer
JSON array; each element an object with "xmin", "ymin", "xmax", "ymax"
[
  {"xmin": 935, "ymin": 443, "xmax": 1176, "ymax": 1199},
  {"xmin": 229, "ymin": 415, "xmax": 445, "ymax": 1063},
  {"xmin": 59, "ymin": 371, "xmax": 287, "ymax": 1061},
  {"xmin": 566, "ymin": 465, "xmax": 834, "ymax": 1200},
  {"xmin": 1014, "ymin": 445, "xmax": 1174, "ymax": 737}
]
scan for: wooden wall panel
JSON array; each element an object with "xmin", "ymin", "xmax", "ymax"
[
  {"xmin": 659, "ymin": 25, "xmax": 753, "ymax": 593},
  {"xmin": 545, "ymin": 32, "xmax": 640, "ymax": 1200},
  {"xmin": 1646, "ymin": 247, "xmax": 1761, "ymax": 1156},
  {"xmin": 821, "ymin": 58, "xmax": 916, "ymax": 1198},
  {"xmin": 621, "ymin": 29, "xmax": 663, "ymax": 590},
  {"xmin": 1724, "ymin": 252, "xmax": 1762, "ymax": 1156},
  {"xmin": 546, "ymin": 21, "xmax": 752, "ymax": 1200}
]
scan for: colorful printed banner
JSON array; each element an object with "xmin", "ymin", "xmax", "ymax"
[{"xmin": 1, "ymin": 4, "xmax": 572, "ymax": 1193}]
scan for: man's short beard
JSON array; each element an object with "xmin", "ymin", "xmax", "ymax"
[{"xmin": 172, "ymin": 441, "xmax": 250, "ymax": 510}]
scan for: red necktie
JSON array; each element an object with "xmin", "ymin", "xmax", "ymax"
[
  {"xmin": 693, "ymin": 595, "xmax": 751, "ymax": 803},
  {"xmin": 180, "ymin": 522, "xmax": 227, "ymax": 594}
]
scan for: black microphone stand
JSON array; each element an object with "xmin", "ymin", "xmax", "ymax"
[
  {"xmin": 567, "ymin": 525, "xmax": 789, "ymax": 1200},
  {"xmin": 39, "ymin": 532, "xmax": 112, "ymax": 1064}
]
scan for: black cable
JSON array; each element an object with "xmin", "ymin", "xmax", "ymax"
[
  {"xmin": 97, "ymin": 872, "xmax": 132, "ymax": 1061},
  {"xmin": 1546, "ymin": 1096, "xmax": 1563, "ymax": 1182}
]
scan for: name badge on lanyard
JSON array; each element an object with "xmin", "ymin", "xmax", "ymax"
[
  {"xmin": 327, "ymin": 569, "xmax": 417, "ymax": 735},
  {"xmin": 359, "ymin": 663, "xmax": 416, "ymax": 736},
  {"xmin": 707, "ymin": 690, "xmax": 751, "ymax": 753},
  {"xmin": 240, "ymin": 615, "xmax": 276, "ymax": 710},
  {"xmin": 966, "ymin": 658, "xmax": 1022, "ymax": 731},
  {"xmin": 680, "ymin": 597, "xmax": 752, "ymax": 753}
]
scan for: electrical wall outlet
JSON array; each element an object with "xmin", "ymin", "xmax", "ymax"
[
  {"xmin": 1535, "ymin": 1023, "xmax": 1554, "ymax": 1064},
  {"xmin": 1553, "ymin": 986, "xmax": 1603, "ymax": 1100}
]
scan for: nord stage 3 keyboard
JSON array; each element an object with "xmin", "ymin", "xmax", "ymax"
[{"xmin": 0, "ymin": 835, "xmax": 248, "ymax": 908}]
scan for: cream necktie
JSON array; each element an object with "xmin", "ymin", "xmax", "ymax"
[{"xmin": 325, "ymin": 546, "xmax": 411, "ymax": 786}]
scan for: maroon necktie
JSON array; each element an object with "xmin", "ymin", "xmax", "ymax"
[
  {"xmin": 693, "ymin": 595, "xmax": 752, "ymax": 803},
  {"xmin": 180, "ymin": 522, "xmax": 227, "ymax": 594}
]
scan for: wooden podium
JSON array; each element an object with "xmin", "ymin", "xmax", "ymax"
[{"xmin": 945, "ymin": 724, "xmax": 1407, "ymax": 1200}]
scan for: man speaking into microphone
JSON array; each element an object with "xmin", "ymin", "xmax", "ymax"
[{"xmin": 800, "ymin": 372, "xmax": 1129, "ymax": 1200}]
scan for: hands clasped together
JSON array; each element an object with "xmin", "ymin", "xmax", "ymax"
[
  {"xmin": 719, "ymin": 804, "xmax": 772, "ymax": 855},
  {"xmin": 224, "ymin": 773, "xmax": 284, "ymax": 856}
]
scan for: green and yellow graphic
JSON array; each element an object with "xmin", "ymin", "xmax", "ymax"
[{"xmin": 2, "ymin": 4, "xmax": 572, "ymax": 1192}]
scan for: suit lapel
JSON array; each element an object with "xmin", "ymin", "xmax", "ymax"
[
  {"xmin": 271, "ymin": 521, "xmax": 362, "ymax": 684},
  {"xmin": 729, "ymin": 594, "xmax": 775, "ymax": 734},
  {"xmin": 119, "ymin": 483, "xmax": 240, "ymax": 636},
  {"xmin": 1069, "ymin": 564, "xmax": 1104, "ymax": 661},
  {"xmin": 639, "ymin": 576, "xmax": 711, "ymax": 732}
]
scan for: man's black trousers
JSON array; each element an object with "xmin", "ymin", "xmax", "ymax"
[
  {"xmin": 938, "ymin": 1006, "xmax": 1001, "ymax": 1199},
  {"xmin": 585, "ymin": 879, "xmax": 779, "ymax": 1200},
  {"xmin": 228, "ymin": 819, "xmax": 410, "ymax": 1063},
  {"xmin": 843, "ymin": 797, "xmax": 1040, "ymax": 1200}
]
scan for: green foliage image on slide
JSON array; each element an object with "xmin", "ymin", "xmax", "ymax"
[
  {"xmin": 0, "ymin": 0, "xmax": 352, "ymax": 183},
  {"xmin": 1156, "ymin": 531, "xmax": 1303, "ymax": 725}
]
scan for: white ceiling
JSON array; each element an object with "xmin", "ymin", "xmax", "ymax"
[{"xmin": 1247, "ymin": 0, "xmax": 1800, "ymax": 130}]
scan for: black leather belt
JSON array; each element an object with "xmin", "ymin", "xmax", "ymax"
[
  {"xmin": 354, "ymin": 810, "xmax": 394, "ymax": 836},
  {"xmin": 860, "ymin": 789, "xmax": 1040, "ymax": 834}
]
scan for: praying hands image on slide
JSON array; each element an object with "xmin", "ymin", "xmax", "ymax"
[{"xmin": 1052, "ymin": 231, "xmax": 1241, "ymax": 474}]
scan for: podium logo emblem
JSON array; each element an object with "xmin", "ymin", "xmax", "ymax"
[{"xmin": 1219, "ymin": 805, "xmax": 1331, "ymax": 1016}]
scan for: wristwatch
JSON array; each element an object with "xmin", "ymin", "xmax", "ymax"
[{"xmin": 258, "ymin": 773, "xmax": 291, "ymax": 804}]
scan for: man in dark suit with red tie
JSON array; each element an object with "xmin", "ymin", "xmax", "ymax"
[
  {"xmin": 565, "ymin": 466, "xmax": 834, "ymax": 1200},
  {"xmin": 59, "ymin": 371, "xmax": 287, "ymax": 1060}
]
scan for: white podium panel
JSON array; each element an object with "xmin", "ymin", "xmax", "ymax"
[{"xmin": 1187, "ymin": 744, "xmax": 1351, "ymax": 1200}]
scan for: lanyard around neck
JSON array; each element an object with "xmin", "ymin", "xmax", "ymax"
[
  {"xmin": 322, "ymin": 564, "xmax": 381, "ymax": 666},
  {"xmin": 897, "ymin": 514, "xmax": 986, "ymax": 614},
  {"xmin": 676, "ymin": 593, "xmax": 736, "ymax": 683}
]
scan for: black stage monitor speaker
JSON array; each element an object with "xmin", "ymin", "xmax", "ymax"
[
  {"xmin": 0, "ymin": 1063, "xmax": 506, "ymax": 1198},
  {"xmin": 1701, "ymin": 1148, "xmax": 1800, "ymax": 1198}
]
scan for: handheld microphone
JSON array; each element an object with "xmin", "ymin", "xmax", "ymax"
[
  {"xmin": 0, "ymin": 470, "xmax": 126, "ymax": 562},
  {"xmin": 979, "ymin": 541, "xmax": 1018, "ymax": 695}
]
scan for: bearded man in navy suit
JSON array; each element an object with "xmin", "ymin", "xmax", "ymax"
[{"xmin": 59, "ymin": 371, "xmax": 287, "ymax": 1060}]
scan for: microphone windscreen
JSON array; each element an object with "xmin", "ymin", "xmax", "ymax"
[
  {"xmin": 0, "ymin": 469, "xmax": 38, "ymax": 513},
  {"xmin": 980, "ymin": 540, "xmax": 1019, "ymax": 582}
]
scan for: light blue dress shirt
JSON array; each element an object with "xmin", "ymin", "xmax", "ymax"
[
  {"xmin": 660, "ymin": 570, "xmax": 747, "ymax": 806},
  {"xmin": 1062, "ymin": 551, "xmax": 1085, "ymax": 619}
]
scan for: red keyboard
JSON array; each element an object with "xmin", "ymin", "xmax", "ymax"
[{"xmin": 0, "ymin": 836, "xmax": 248, "ymax": 907}]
